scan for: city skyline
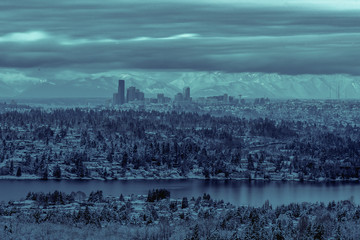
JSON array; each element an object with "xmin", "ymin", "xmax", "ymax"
[
  {"xmin": 2, "ymin": 71, "xmax": 360, "ymax": 99},
  {"xmin": 0, "ymin": 0, "xmax": 359, "ymax": 98},
  {"xmin": 113, "ymin": 79, "xmax": 194, "ymax": 105}
]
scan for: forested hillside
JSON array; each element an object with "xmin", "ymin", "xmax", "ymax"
[{"xmin": 1, "ymin": 100, "xmax": 360, "ymax": 181}]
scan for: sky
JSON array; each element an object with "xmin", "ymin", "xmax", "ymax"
[{"xmin": 0, "ymin": 0, "xmax": 360, "ymax": 85}]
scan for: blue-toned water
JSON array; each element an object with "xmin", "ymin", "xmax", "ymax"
[{"xmin": 1, "ymin": 179, "xmax": 359, "ymax": 207}]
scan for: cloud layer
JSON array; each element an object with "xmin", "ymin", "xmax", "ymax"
[{"xmin": 0, "ymin": 0, "xmax": 359, "ymax": 75}]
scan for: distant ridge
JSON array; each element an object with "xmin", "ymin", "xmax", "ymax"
[{"xmin": 1, "ymin": 72, "xmax": 360, "ymax": 99}]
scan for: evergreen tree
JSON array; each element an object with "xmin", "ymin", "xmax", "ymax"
[
  {"xmin": 191, "ymin": 224, "xmax": 200, "ymax": 240},
  {"xmin": 53, "ymin": 164, "xmax": 62, "ymax": 179},
  {"xmin": 42, "ymin": 167, "xmax": 48, "ymax": 180},
  {"xmin": 9, "ymin": 160, "xmax": 14, "ymax": 175},
  {"xmin": 247, "ymin": 154, "xmax": 254, "ymax": 171},
  {"xmin": 182, "ymin": 197, "xmax": 189, "ymax": 209},
  {"xmin": 122, "ymin": 152, "xmax": 128, "ymax": 168},
  {"xmin": 16, "ymin": 166, "xmax": 22, "ymax": 177}
]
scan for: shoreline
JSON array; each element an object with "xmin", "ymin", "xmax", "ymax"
[{"xmin": 0, "ymin": 174, "xmax": 359, "ymax": 183}]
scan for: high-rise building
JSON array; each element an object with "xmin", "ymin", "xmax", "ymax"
[
  {"xmin": 137, "ymin": 91, "xmax": 145, "ymax": 101},
  {"xmin": 183, "ymin": 87, "xmax": 190, "ymax": 101},
  {"xmin": 223, "ymin": 93, "xmax": 228, "ymax": 102},
  {"xmin": 174, "ymin": 92, "xmax": 184, "ymax": 101},
  {"xmin": 118, "ymin": 80, "xmax": 125, "ymax": 104},
  {"xmin": 127, "ymin": 86, "xmax": 136, "ymax": 102},
  {"xmin": 126, "ymin": 86, "xmax": 145, "ymax": 102},
  {"xmin": 113, "ymin": 80, "xmax": 125, "ymax": 105},
  {"xmin": 157, "ymin": 93, "xmax": 165, "ymax": 103},
  {"xmin": 113, "ymin": 80, "xmax": 146, "ymax": 105},
  {"xmin": 113, "ymin": 93, "xmax": 119, "ymax": 105}
]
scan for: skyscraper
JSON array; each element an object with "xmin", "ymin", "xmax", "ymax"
[
  {"xmin": 113, "ymin": 79, "xmax": 125, "ymax": 105},
  {"xmin": 118, "ymin": 80, "xmax": 125, "ymax": 104},
  {"xmin": 127, "ymin": 86, "xmax": 136, "ymax": 102},
  {"xmin": 113, "ymin": 93, "xmax": 119, "ymax": 105},
  {"xmin": 126, "ymin": 86, "xmax": 145, "ymax": 102},
  {"xmin": 136, "ymin": 90, "xmax": 145, "ymax": 101},
  {"xmin": 183, "ymin": 87, "xmax": 190, "ymax": 101},
  {"xmin": 157, "ymin": 93, "xmax": 165, "ymax": 103}
]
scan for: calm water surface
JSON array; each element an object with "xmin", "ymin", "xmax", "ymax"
[{"xmin": 1, "ymin": 179, "xmax": 359, "ymax": 207}]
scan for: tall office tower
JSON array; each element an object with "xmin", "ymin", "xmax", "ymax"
[
  {"xmin": 135, "ymin": 89, "xmax": 140, "ymax": 100},
  {"xmin": 223, "ymin": 94, "xmax": 228, "ymax": 102},
  {"xmin": 157, "ymin": 93, "xmax": 165, "ymax": 103},
  {"xmin": 137, "ymin": 91, "xmax": 145, "ymax": 101},
  {"xmin": 127, "ymin": 86, "xmax": 136, "ymax": 102},
  {"xmin": 113, "ymin": 93, "xmax": 119, "ymax": 105},
  {"xmin": 118, "ymin": 80, "xmax": 125, "ymax": 104},
  {"xmin": 183, "ymin": 87, "xmax": 190, "ymax": 101}
]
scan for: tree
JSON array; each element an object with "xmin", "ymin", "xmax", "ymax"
[
  {"xmin": 16, "ymin": 167, "xmax": 22, "ymax": 177},
  {"xmin": 24, "ymin": 154, "xmax": 32, "ymax": 166},
  {"xmin": 313, "ymin": 223, "xmax": 325, "ymax": 240},
  {"xmin": 190, "ymin": 224, "xmax": 200, "ymax": 240},
  {"xmin": 298, "ymin": 215, "xmax": 309, "ymax": 237},
  {"xmin": 203, "ymin": 167, "xmax": 210, "ymax": 179},
  {"xmin": 182, "ymin": 197, "xmax": 189, "ymax": 209},
  {"xmin": 9, "ymin": 160, "xmax": 14, "ymax": 175},
  {"xmin": 53, "ymin": 165, "xmax": 62, "ymax": 179},
  {"xmin": 121, "ymin": 152, "xmax": 128, "ymax": 168},
  {"xmin": 147, "ymin": 189, "xmax": 170, "ymax": 202},
  {"xmin": 88, "ymin": 190, "xmax": 103, "ymax": 203},
  {"xmin": 247, "ymin": 154, "xmax": 254, "ymax": 171},
  {"xmin": 83, "ymin": 206, "xmax": 91, "ymax": 224},
  {"xmin": 106, "ymin": 152, "xmax": 113, "ymax": 163},
  {"xmin": 119, "ymin": 194, "xmax": 125, "ymax": 201},
  {"xmin": 42, "ymin": 167, "xmax": 48, "ymax": 180}
]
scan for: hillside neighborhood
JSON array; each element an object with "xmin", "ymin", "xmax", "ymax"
[{"xmin": 1, "ymin": 99, "xmax": 359, "ymax": 182}]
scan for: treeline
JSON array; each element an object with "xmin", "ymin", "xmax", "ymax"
[
  {"xmin": 147, "ymin": 189, "xmax": 170, "ymax": 202},
  {"xmin": 0, "ymin": 109, "xmax": 297, "ymax": 141},
  {"xmin": 25, "ymin": 190, "xmax": 103, "ymax": 206}
]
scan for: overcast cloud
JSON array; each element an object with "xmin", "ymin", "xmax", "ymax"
[{"xmin": 0, "ymin": 0, "xmax": 359, "ymax": 76}]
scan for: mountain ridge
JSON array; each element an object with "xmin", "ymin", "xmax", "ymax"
[{"xmin": 1, "ymin": 72, "xmax": 359, "ymax": 99}]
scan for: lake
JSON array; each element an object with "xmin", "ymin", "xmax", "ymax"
[{"xmin": 1, "ymin": 179, "xmax": 359, "ymax": 207}]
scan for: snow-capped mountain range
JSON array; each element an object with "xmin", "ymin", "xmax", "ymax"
[{"xmin": 1, "ymin": 71, "xmax": 360, "ymax": 99}]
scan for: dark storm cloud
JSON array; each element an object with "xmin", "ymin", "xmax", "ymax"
[{"xmin": 0, "ymin": 0, "xmax": 359, "ymax": 75}]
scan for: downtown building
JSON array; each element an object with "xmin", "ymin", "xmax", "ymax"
[
  {"xmin": 174, "ymin": 86, "xmax": 192, "ymax": 102},
  {"xmin": 183, "ymin": 87, "xmax": 191, "ymax": 101},
  {"xmin": 113, "ymin": 79, "xmax": 145, "ymax": 105},
  {"xmin": 113, "ymin": 80, "xmax": 125, "ymax": 105},
  {"xmin": 127, "ymin": 86, "xmax": 145, "ymax": 102}
]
